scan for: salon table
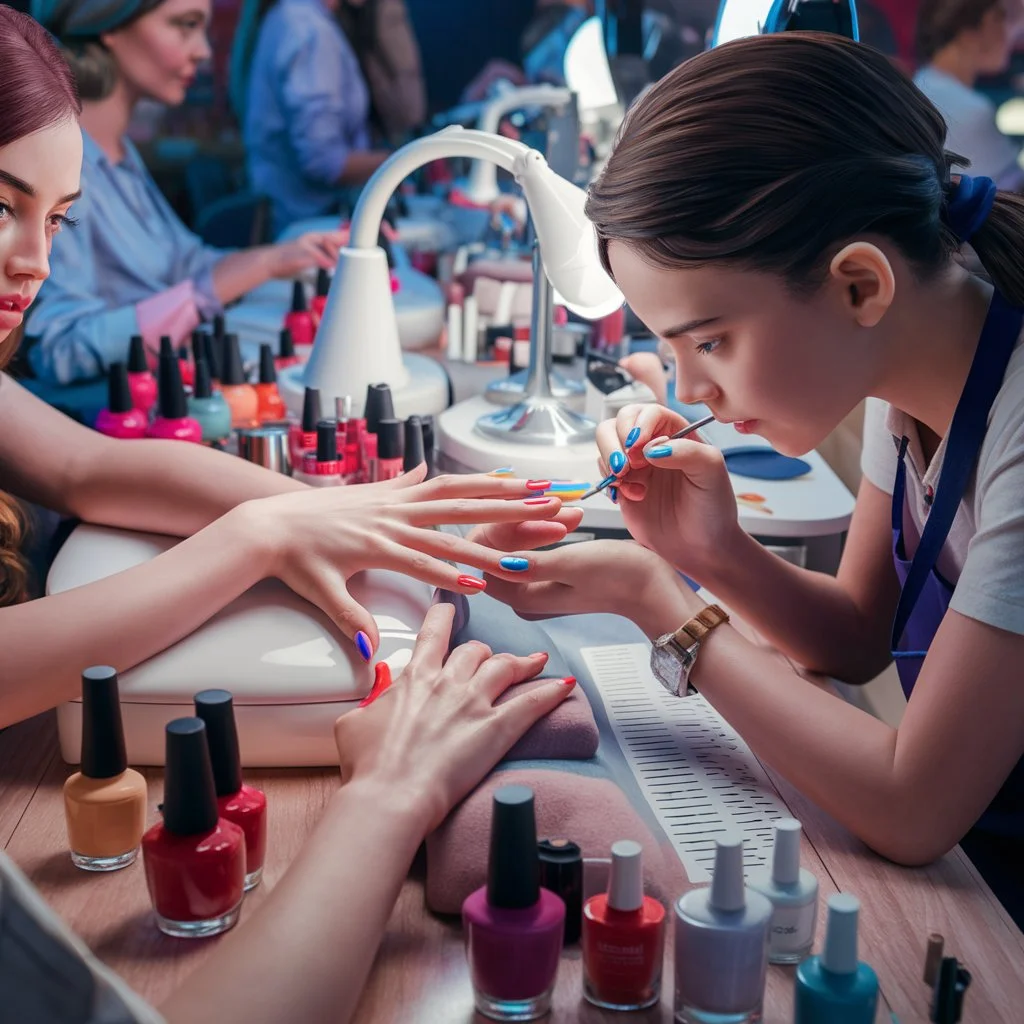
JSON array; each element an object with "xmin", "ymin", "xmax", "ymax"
[{"xmin": 2, "ymin": 655, "xmax": 1020, "ymax": 1023}]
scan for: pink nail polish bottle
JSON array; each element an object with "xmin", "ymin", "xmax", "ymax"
[
  {"xmin": 126, "ymin": 335, "xmax": 157, "ymax": 416},
  {"xmin": 147, "ymin": 353, "xmax": 203, "ymax": 443},
  {"xmin": 288, "ymin": 386, "xmax": 321, "ymax": 466},
  {"xmin": 284, "ymin": 281, "xmax": 315, "ymax": 347},
  {"xmin": 374, "ymin": 419, "xmax": 404, "ymax": 481},
  {"xmin": 95, "ymin": 362, "xmax": 148, "ymax": 439},
  {"xmin": 311, "ymin": 268, "xmax": 330, "ymax": 328},
  {"xmin": 295, "ymin": 420, "xmax": 342, "ymax": 487},
  {"xmin": 275, "ymin": 327, "xmax": 300, "ymax": 371},
  {"xmin": 462, "ymin": 786, "xmax": 565, "ymax": 1021}
]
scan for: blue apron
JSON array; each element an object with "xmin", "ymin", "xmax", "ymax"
[{"xmin": 889, "ymin": 290, "xmax": 1024, "ymax": 925}]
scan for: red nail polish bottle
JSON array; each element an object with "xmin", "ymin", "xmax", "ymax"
[
  {"xmin": 582, "ymin": 839, "xmax": 666, "ymax": 1011},
  {"xmin": 142, "ymin": 718, "xmax": 245, "ymax": 938},
  {"xmin": 284, "ymin": 281, "xmax": 315, "ymax": 346},
  {"xmin": 194, "ymin": 690, "xmax": 268, "ymax": 892},
  {"xmin": 311, "ymin": 267, "xmax": 330, "ymax": 327}
]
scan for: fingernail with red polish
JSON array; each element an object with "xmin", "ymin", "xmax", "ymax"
[
  {"xmin": 457, "ymin": 575, "xmax": 487, "ymax": 591},
  {"xmin": 359, "ymin": 662, "xmax": 393, "ymax": 707},
  {"xmin": 560, "ymin": 676, "xmax": 577, "ymax": 687},
  {"xmin": 524, "ymin": 497, "xmax": 552, "ymax": 505},
  {"xmin": 526, "ymin": 479, "xmax": 552, "ymax": 491},
  {"xmin": 355, "ymin": 631, "xmax": 373, "ymax": 662}
]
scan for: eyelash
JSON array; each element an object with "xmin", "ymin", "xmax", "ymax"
[
  {"xmin": 695, "ymin": 338, "xmax": 722, "ymax": 356},
  {"xmin": 0, "ymin": 204, "xmax": 78, "ymax": 233}
]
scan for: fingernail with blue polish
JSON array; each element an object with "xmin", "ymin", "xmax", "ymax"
[
  {"xmin": 647, "ymin": 445, "xmax": 673, "ymax": 459},
  {"xmin": 355, "ymin": 630, "xmax": 373, "ymax": 662},
  {"xmin": 499, "ymin": 556, "xmax": 530, "ymax": 572},
  {"xmin": 609, "ymin": 485, "xmax": 618, "ymax": 504},
  {"xmin": 609, "ymin": 450, "xmax": 626, "ymax": 474},
  {"xmin": 625, "ymin": 427, "xmax": 641, "ymax": 449}
]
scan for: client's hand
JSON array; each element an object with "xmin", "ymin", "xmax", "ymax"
[
  {"xmin": 236, "ymin": 467, "xmax": 574, "ymax": 661},
  {"xmin": 269, "ymin": 229, "xmax": 348, "ymax": 276},
  {"xmin": 334, "ymin": 603, "xmax": 576, "ymax": 832}
]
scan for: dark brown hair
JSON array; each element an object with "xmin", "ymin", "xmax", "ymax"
[
  {"xmin": 0, "ymin": 7, "xmax": 81, "ymax": 605},
  {"xmin": 585, "ymin": 32, "xmax": 1024, "ymax": 305},
  {"xmin": 916, "ymin": 0, "xmax": 1003, "ymax": 63}
]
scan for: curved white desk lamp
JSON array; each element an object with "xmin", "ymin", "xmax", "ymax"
[
  {"xmin": 564, "ymin": 16, "xmax": 622, "ymax": 165},
  {"xmin": 279, "ymin": 126, "xmax": 622, "ymax": 419}
]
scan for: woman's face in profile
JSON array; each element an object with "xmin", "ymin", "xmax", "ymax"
[{"xmin": 0, "ymin": 119, "xmax": 82, "ymax": 343}]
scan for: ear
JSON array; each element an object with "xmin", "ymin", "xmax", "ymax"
[{"xmin": 828, "ymin": 242, "xmax": 895, "ymax": 328}]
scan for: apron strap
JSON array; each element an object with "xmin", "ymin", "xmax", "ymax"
[{"xmin": 891, "ymin": 292, "xmax": 1024, "ymax": 648}]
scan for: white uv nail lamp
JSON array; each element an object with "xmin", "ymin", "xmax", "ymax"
[{"xmin": 48, "ymin": 525, "xmax": 434, "ymax": 768}]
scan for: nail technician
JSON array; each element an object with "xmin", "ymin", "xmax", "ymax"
[
  {"xmin": 914, "ymin": 0, "xmax": 1024, "ymax": 189},
  {"xmin": 24, "ymin": 0, "xmax": 347, "ymax": 387},
  {"xmin": 0, "ymin": 9, "xmax": 575, "ymax": 729},
  {"xmin": 486, "ymin": 35, "xmax": 1024, "ymax": 927}
]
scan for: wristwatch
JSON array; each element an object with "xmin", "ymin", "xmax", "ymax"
[{"xmin": 650, "ymin": 604, "xmax": 730, "ymax": 697}]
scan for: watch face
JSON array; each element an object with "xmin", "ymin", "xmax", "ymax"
[{"xmin": 650, "ymin": 642, "xmax": 685, "ymax": 697}]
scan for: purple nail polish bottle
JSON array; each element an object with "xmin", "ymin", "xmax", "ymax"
[{"xmin": 462, "ymin": 786, "xmax": 565, "ymax": 1020}]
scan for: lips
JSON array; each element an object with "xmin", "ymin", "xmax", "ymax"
[{"xmin": 0, "ymin": 294, "xmax": 30, "ymax": 313}]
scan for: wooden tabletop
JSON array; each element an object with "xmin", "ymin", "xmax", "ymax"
[{"xmin": 2, "ymin": 711, "xmax": 1021, "ymax": 1023}]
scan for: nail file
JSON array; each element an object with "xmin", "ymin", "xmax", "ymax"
[
  {"xmin": 580, "ymin": 642, "xmax": 789, "ymax": 883},
  {"xmin": 577, "ymin": 414, "xmax": 716, "ymax": 501}
]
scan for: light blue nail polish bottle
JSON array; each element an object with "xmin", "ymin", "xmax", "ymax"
[
  {"xmin": 187, "ymin": 360, "xmax": 232, "ymax": 446},
  {"xmin": 794, "ymin": 893, "xmax": 878, "ymax": 1024}
]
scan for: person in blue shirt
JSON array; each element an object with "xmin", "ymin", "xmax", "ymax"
[
  {"xmin": 27, "ymin": 0, "xmax": 347, "ymax": 386},
  {"xmin": 240, "ymin": 0, "xmax": 393, "ymax": 235}
]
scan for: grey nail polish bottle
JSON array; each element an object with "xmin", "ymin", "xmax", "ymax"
[
  {"xmin": 673, "ymin": 835, "xmax": 772, "ymax": 1024},
  {"xmin": 747, "ymin": 818, "xmax": 819, "ymax": 964}
]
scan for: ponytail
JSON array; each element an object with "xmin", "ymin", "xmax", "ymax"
[{"xmin": 966, "ymin": 191, "xmax": 1024, "ymax": 307}]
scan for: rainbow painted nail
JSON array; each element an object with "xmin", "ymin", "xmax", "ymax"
[
  {"xmin": 488, "ymin": 467, "xmax": 515, "ymax": 477},
  {"xmin": 526, "ymin": 479, "xmax": 552, "ymax": 491}
]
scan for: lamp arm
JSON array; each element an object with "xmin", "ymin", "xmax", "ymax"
[
  {"xmin": 350, "ymin": 129, "xmax": 534, "ymax": 249},
  {"xmin": 477, "ymin": 85, "xmax": 573, "ymax": 135}
]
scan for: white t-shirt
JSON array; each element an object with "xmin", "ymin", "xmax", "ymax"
[
  {"xmin": 914, "ymin": 65, "xmax": 1022, "ymax": 188},
  {"xmin": 861, "ymin": 331, "xmax": 1024, "ymax": 637}
]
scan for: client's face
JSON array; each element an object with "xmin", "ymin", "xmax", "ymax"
[{"xmin": 0, "ymin": 119, "xmax": 82, "ymax": 344}]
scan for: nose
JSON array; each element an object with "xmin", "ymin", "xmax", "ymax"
[
  {"xmin": 6, "ymin": 222, "xmax": 50, "ymax": 285},
  {"xmin": 197, "ymin": 31, "xmax": 213, "ymax": 63},
  {"xmin": 674, "ymin": 365, "xmax": 719, "ymax": 407}
]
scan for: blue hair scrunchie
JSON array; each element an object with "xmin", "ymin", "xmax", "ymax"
[
  {"xmin": 944, "ymin": 174, "xmax": 997, "ymax": 245},
  {"xmin": 31, "ymin": 0, "xmax": 162, "ymax": 40}
]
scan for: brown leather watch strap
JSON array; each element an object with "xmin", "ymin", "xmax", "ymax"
[{"xmin": 673, "ymin": 603, "xmax": 730, "ymax": 646}]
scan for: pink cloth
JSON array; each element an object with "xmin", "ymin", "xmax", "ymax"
[
  {"xmin": 425, "ymin": 768, "xmax": 670, "ymax": 915},
  {"xmin": 135, "ymin": 280, "xmax": 202, "ymax": 359},
  {"xmin": 498, "ymin": 679, "xmax": 599, "ymax": 762}
]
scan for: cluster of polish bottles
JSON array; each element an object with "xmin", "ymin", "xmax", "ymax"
[
  {"xmin": 63, "ymin": 668, "xmax": 268, "ymax": 938},
  {"xmin": 464, "ymin": 789, "xmax": 878, "ymax": 1024},
  {"xmin": 290, "ymin": 380, "xmax": 431, "ymax": 486},
  {"xmin": 95, "ymin": 324, "xmax": 294, "ymax": 447}
]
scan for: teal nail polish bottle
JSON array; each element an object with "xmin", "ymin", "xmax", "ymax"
[
  {"xmin": 795, "ymin": 894, "xmax": 878, "ymax": 1024},
  {"xmin": 188, "ymin": 360, "xmax": 232, "ymax": 445}
]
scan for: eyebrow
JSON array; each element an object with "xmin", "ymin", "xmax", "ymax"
[
  {"xmin": 0, "ymin": 169, "xmax": 81, "ymax": 205},
  {"xmin": 660, "ymin": 316, "xmax": 721, "ymax": 338}
]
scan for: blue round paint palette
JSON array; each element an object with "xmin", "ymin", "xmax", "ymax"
[{"xmin": 723, "ymin": 446, "xmax": 812, "ymax": 480}]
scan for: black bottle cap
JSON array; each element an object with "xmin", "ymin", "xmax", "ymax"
[
  {"xmin": 193, "ymin": 358, "xmax": 213, "ymax": 399},
  {"xmin": 127, "ymin": 335, "xmax": 148, "ymax": 373},
  {"xmin": 376, "ymin": 418, "xmax": 403, "ymax": 461},
  {"xmin": 364, "ymin": 383, "xmax": 394, "ymax": 435},
  {"xmin": 222, "ymin": 333, "xmax": 247, "ymax": 386},
  {"xmin": 301, "ymin": 386, "xmax": 321, "ymax": 433},
  {"xmin": 202, "ymin": 332, "xmax": 222, "ymax": 382},
  {"xmin": 159, "ymin": 335, "xmax": 174, "ymax": 361},
  {"xmin": 291, "ymin": 280, "xmax": 307, "ymax": 313},
  {"xmin": 278, "ymin": 327, "xmax": 295, "ymax": 361},
  {"xmin": 162, "ymin": 718, "xmax": 219, "ymax": 836},
  {"xmin": 487, "ymin": 785, "xmax": 540, "ymax": 909},
  {"xmin": 315, "ymin": 267, "xmax": 330, "ymax": 297},
  {"xmin": 316, "ymin": 418, "xmax": 338, "ymax": 462},
  {"xmin": 212, "ymin": 313, "xmax": 226, "ymax": 340},
  {"xmin": 80, "ymin": 666, "xmax": 128, "ymax": 780},
  {"xmin": 193, "ymin": 689, "xmax": 242, "ymax": 797},
  {"xmin": 403, "ymin": 416, "xmax": 425, "ymax": 472},
  {"xmin": 259, "ymin": 343, "xmax": 277, "ymax": 385},
  {"xmin": 191, "ymin": 330, "xmax": 206, "ymax": 367},
  {"xmin": 420, "ymin": 414, "xmax": 435, "ymax": 467},
  {"xmin": 538, "ymin": 838, "xmax": 583, "ymax": 944},
  {"xmin": 157, "ymin": 354, "xmax": 188, "ymax": 419},
  {"xmin": 107, "ymin": 361, "xmax": 133, "ymax": 414}
]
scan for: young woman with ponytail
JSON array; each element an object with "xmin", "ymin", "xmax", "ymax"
[{"xmin": 484, "ymin": 32, "xmax": 1024, "ymax": 927}]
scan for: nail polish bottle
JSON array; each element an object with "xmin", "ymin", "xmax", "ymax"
[
  {"xmin": 95, "ymin": 362, "xmax": 148, "ymax": 439},
  {"xmin": 161, "ymin": 336, "xmax": 193, "ymax": 389},
  {"xmin": 462, "ymin": 785, "xmax": 565, "ymax": 1021},
  {"xmin": 420, "ymin": 414, "xmax": 436, "ymax": 473},
  {"xmin": 375, "ymin": 418, "xmax": 405, "ymax": 481},
  {"xmin": 220, "ymin": 334, "xmax": 260, "ymax": 429},
  {"xmin": 334, "ymin": 394, "xmax": 352, "ymax": 456},
  {"xmin": 202, "ymin": 331, "xmax": 223, "ymax": 384},
  {"xmin": 276, "ymin": 327, "xmax": 300, "ymax": 370},
  {"xmin": 194, "ymin": 689, "xmax": 268, "ymax": 892},
  {"xmin": 147, "ymin": 353, "xmax": 202, "ymax": 442},
  {"xmin": 297, "ymin": 419, "xmax": 342, "ymax": 486},
  {"xmin": 343, "ymin": 415, "xmax": 364, "ymax": 484},
  {"xmin": 255, "ymin": 344, "xmax": 288, "ymax": 423},
  {"xmin": 539, "ymin": 838, "xmax": 583, "ymax": 945},
  {"xmin": 582, "ymin": 839, "xmax": 666, "ymax": 1011},
  {"xmin": 404, "ymin": 416, "xmax": 426, "ymax": 473},
  {"xmin": 311, "ymin": 267, "xmax": 330, "ymax": 327},
  {"xmin": 795, "ymin": 894, "xmax": 878, "ymax": 1024},
  {"xmin": 63, "ymin": 667, "xmax": 147, "ymax": 871},
  {"xmin": 674, "ymin": 835, "xmax": 772, "ymax": 1024},
  {"xmin": 126, "ymin": 334, "xmax": 157, "ymax": 416},
  {"xmin": 187, "ymin": 359, "xmax": 232, "ymax": 447},
  {"xmin": 211, "ymin": 313, "xmax": 226, "ymax": 344},
  {"xmin": 748, "ymin": 818, "xmax": 819, "ymax": 964},
  {"xmin": 289, "ymin": 386, "xmax": 321, "ymax": 466},
  {"xmin": 284, "ymin": 280, "xmax": 314, "ymax": 347},
  {"xmin": 363, "ymin": 382, "xmax": 393, "ymax": 480},
  {"xmin": 141, "ymin": 718, "xmax": 246, "ymax": 938}
]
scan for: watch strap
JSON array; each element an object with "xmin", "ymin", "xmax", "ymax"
[{"xmin": 672, "ymin": 603, "xmax": 730, "ymax": 649}]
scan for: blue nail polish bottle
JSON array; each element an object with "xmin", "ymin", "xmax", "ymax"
[{"xmin": 795, "ymin": 894, "xmax": 878, "ymax": 1024}]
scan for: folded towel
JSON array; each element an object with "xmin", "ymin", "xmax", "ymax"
[{"xmin": 497, "ymin": 680, "xmax": 599, "ymax": 762}]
